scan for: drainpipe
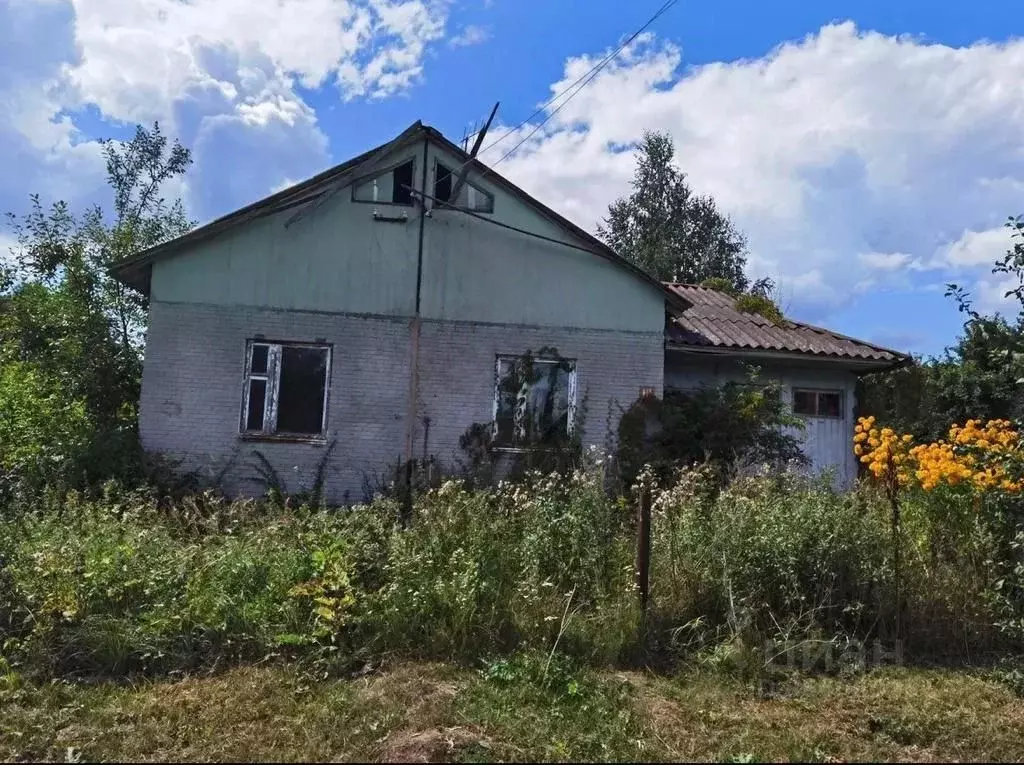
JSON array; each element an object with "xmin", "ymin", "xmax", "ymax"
[{"xmin": 404, "ymin": 135, "xmax": 430, "ymax": 479}]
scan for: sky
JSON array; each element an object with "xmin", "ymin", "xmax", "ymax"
[{"xmin": 3, "ymin": 0, "xmax": 1024, "ymax": 358}]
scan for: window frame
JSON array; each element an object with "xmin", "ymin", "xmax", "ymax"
[
  {"xmin": 791, "ymin": 387, "xmax": 844, "ymax": 419},
  {"xmin": 491, "ymin": 354, "xmax": 578, "ymax": 451},
  {"xmin": 350, "ymin": 158, "xmax": 418, "ymax": 207},
  {"xmin": 240, "ymin": 339, "xmax": 332, "ymax": 442},
  {"xmin": 433, "ymin": 159, "xmax": 495, "ymax": 214}
]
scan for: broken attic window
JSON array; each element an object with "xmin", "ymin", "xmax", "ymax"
[
  {"xmin": 792, "ymin": 388, "xmax": 843, "ymax": 418},
  {"xmin": 352, "ymin": 159, "xmax": 415, "ymax": 205},
  {"xmin": 493, "ymin": 356, "xmax": 576, "ymax": 448},
  {"xmin": 242, "ymin": 341, "xmax": 330, "ymax": 436},
  {"xmin": 434, "ymin": 160, "xmax": 494, "ymax": 212},
  {"xmin": 391, "ymin": 160, "xmax": 414, "ymax": 204}
]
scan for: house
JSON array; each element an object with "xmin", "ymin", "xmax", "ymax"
[{"xmin": 111, "ymin": 121, "xmax": 908, "ymax": 502}]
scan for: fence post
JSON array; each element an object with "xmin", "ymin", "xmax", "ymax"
[{"xmin": 637, "ymin": 486, "xmax": 652, "ymax": 618}]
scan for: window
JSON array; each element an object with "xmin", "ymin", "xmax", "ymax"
[
  {"xmin": 434, "ymin": 161, "xmax": 494, "ymax": 213},
  {"xmin": 242, "ymin": 341, "xmax": 330, "ymax": 437},
  {"xmin": 352, "ymin": 159, "xmax": 415, "ymax": 205},
  {"xmin": 493, "ymin": 356, "xmax": 577, "ymax": 448},
  {"xmin": 391, "ymin": 160, "xmax": 414, "ymax": 204},
  {"xmin": 792, "ymin": 388, "xmax": 843, "ymax": 418}
]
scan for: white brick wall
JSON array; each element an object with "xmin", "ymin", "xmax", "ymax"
[{"xmin": 141, "ymin": 300, "xmax": 664, "ymax": 503}]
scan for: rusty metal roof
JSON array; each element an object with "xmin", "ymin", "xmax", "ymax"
[{"xmin": 665, "ymin": 284, "xmax": 909, "ymax": 365}]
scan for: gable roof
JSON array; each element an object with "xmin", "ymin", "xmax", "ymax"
[
  {"xmin": 110, "ymin": 121, "xmax": 687, "ymax": 310},
  {"xmin": 665, "ymin": 284, "xmax": 910, "ymax": 369}
]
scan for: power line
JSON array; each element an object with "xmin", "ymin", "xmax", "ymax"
[
  {"xmin": 487, "ymin": 0, "xmax": 679, "ymax": 173},
  {"xmin": 456, "ymin": 0, "xmax": 679, "ymax": 182}
]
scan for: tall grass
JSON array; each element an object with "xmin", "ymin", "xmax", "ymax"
[{"xmin": 0, "ymin": 466, "xmax": 1013, "ymax": 680}]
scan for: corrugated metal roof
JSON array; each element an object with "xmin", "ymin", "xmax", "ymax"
[{"xmin": 665, "ymin": 284, "xmax": 908, "ymax": 364}]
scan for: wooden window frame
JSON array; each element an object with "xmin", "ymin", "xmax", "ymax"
[
  {"xmin": 491, "ymin": 355, "xmax": 577, "ymax": 452},
  {"xmin": 240, "ymin": 339, "xmax": 332, "ymax": 442},
  {"xmin": 792, "ymin": 387, "xmax": 844, "ymax": 419}
]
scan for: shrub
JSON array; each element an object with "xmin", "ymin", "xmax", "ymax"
[{"xmin": 648, "ymin": 470, "xmax": 889, "ymax": 649}]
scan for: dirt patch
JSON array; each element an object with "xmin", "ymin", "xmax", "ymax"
[{"xmin": 379, "ymin": 726, "xmax": 489, "ymax": 763}]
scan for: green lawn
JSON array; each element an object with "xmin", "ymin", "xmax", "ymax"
[{"xmin": 3, "ymin": 661, "xmax": 1024, "ymax": 762}]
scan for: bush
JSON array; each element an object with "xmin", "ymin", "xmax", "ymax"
[
  {"xmin": 617, "ymin": 376, "xmax": 806, "ymax": 488},
  {"xmin": 647, "ymin": 470, "xmax": 889, "ymax": 652}
]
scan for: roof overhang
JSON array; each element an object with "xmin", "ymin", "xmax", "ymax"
[{"xmin": 665, "ymin": 342, "xmax": 912, "ymax": 374}]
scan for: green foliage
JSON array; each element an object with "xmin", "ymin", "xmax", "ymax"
[
  {"xmin": 0, "ymin": 361, "xmax": 91, "ymax": 498},
  {"xmin": 734, "ymin": 293, "xmax": 784, "ymax": 325},
  {"xmin": 617, "ymin": 371, "xmax": 806, "ymax": 487},
  {"xmin": 461, "ymin": 651, "xmax": 646, "ymax": 761},
  {"xmin": 650, "ymin": 471, "xmax": 891, "ymax": 645},
  {"xmin": 1, "ymin": 123, "xmax": 193, "ymax": 500},
  {"xmin": 860, "ymin": 215, "xmax": 1024, "ymax": 442},
  {"xmin": 598, "ymin": 130, "xmax": 751, "ymax": 290},
  {"xmin": 2, "ymin": 466, "xmax": 1014, "ymax": 683}
]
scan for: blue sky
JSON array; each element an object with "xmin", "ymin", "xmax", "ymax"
[{"xmin": 3, "ymin": 0, "xmax": 1024, "ymax": 358}]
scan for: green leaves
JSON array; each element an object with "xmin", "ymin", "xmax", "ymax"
[
  {"xmin": 598, "ymin": 130, "xmax": 750, "ymax": 289},
  {"xmin": 1, "ymin": 121, "xmax": 194, "ymax": 501}
]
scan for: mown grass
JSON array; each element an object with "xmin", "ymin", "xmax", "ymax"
[{"xmin": 3, "ymin": 659, "xmax": 1024, "ymax": 763}]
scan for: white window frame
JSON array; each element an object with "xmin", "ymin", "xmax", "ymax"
[
  {"xmin": 241, "ymin": 340, "xmax": 332, "ymax": 438},
  {"xmin": 492, "ymin": 355, "xmax": 577, "ymax": 449},
  {"xmin": 792, "ymin": 387, "xmax": 844, "ymax": 419}
]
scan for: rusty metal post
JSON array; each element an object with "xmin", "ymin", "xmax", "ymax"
[{"xmin": 637, "ymin": 486, "xmax": 652, "ymax": 617}]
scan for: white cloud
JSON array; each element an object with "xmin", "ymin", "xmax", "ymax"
[
  {"xmin": 859, "ymin": 252, "xmax": 916, "ymax": 271},
  {"xmin": 974, "ymin": 275, "xmax": 1020, "ymax": 315},
  {"xmin": 449, "ymin": 24, "xmax": 490, "ymax": 48},
  {"xmin": 64, "ymin": 0, "xmax": 449, "ymax": 124},
  {"xmin": 940, "ymin": 226, "xmax": 1012, "ymax": 267},
  {"xmin": 485, "ymin": 23, "xmax": 1024, "ymax": 322},
  {"xmin": 1, "ymin": 0, "xmax": 452, "ymax": 222}
]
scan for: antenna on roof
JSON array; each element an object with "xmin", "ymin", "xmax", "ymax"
[{"xmin": 450, "ymin": 102, "xmax": 499, "ymax": 201}]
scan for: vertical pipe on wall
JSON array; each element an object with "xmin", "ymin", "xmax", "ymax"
[{"xmin": 403, "ymin": 136, "xmax": 431, "ymax": 476}]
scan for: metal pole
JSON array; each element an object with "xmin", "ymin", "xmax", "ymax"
[{"xmin": 638, "ymin": 487, "xmax": 652, "ymax": 617}]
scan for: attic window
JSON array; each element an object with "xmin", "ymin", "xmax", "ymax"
[
  {"xmin": 434, "ymin": 161, "xmax": 494, "ymax": 213},
  {"xmin": 391, "ymin": 160, "xmax": 414, "ymax": 204},
  {"xmin": 242, "ymin": 341, "xmax": 331, "ymax": 437},
  {"xmin": 793, "ymin": 388, "xmax": 843, "ymax": 419},
  {"xmin": 352, "ymin": 159, "xmax": 415, "ymax": 206}
]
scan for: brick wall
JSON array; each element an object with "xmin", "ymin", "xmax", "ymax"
[{"xmin": 141, "ymin": 300, "xmax": 664, "ymax": 504}]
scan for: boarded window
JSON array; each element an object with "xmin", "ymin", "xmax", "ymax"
[
  {"xmin": 352, "ymin": 159, "xmax": 415, "ymax": 205},
  {"xmin": 434, "ymin": 161, "xmax": 494, "ymax": 212},
  {"xmin": 792, "ymin": 388, "xmax": 843, "ymax": 418},
  {"xmin": 493, "ymin": 356, "xmax": 576, "ymax": 448},
  {"xmin": 242, "ymin": 341, "xmax": 330, "ymax": 436}
]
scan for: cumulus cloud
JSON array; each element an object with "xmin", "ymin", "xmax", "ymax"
[
  {"xmin": 1, "ymin": 0, "xmax": 452, "ymax": 222},
  {"xmin": 484, "ymin": 23, "xmax": 1024, "ymax": 321},
  {"xmin": 939, "ymin": 226, "xmax": 1013, "ymax": 268},
  {"xmin": 64, "ymin": 0, "xmax": 449, "ymax": 122}
]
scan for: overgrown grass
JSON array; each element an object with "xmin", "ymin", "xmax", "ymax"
[
  {"xmin": 0, "ymin": 467, "xmax": 1014, "ymax": 681},
  {"xmin": 3, "ymin": 657, "xmax": 1024, "ymax": 762}
]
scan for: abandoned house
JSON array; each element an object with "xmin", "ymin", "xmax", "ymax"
[{"xmin": 110, "ymin": 121, "xmax": 908, "ymax": 502}]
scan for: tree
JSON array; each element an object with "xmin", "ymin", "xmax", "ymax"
[
  {"xmin": 859, "ymin": 215, "xmax": 1024, "ymax": 439},
  {"xmin": 598, "ymin": 130, "xmax": 751, "ymax": 289},
  {"xmin": 1, "ymin": 123, "xmax": 193, "ymax": 496}
]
